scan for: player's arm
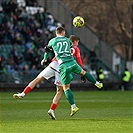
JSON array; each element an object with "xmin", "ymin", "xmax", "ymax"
[
  {"xmin": 74, "ymin": 47, "xmax": 83, "ymax": 68},
  {"xmin": 41, "ymin": 45, "xmax": 52, "ymax": 65},
  {"xmin": 74, "ymin": 47, "xmax": 86, "ymax": 83},
  {"xmin": 43, "ymin": 45, "xmax": 51, "ymax": 60}
]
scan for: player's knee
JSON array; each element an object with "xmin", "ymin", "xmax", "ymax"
[
  {"xmin": 56, "ymin": 86, "xmax": 63, "ymax": 93},
  {"xmin": 80, "ymin": 69, "xmax": 86, "ymax": 76},
  {"xmin": 62, "ymin": 84, "xmax": 70, "ymax": 91},
  {"xmin": 35, "ymin": 76, "xmax": 44, "ymax": 83}
]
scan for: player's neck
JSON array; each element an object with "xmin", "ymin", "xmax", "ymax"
[{"xmin": 57, "ymin": 35, "xmax": 64, "ymax": 37}]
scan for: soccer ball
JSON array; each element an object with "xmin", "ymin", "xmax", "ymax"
[{"xmin": 73, "ymin": 16, "xmax": 84, "ymax": 28}]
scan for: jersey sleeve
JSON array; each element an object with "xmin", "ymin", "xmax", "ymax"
[
  {"xmin": 47, "ymin": 39, "xmax": 53, "ymax": 49},
  {"xmin": 43, "ymin": 40, "xmax": 53, "ymax": 60},
  {"xmin": 74, "ymin": 47, "xmax": 83, "ymax": 68}
]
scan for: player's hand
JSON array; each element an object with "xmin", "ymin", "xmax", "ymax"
[
  {"xmin": 41, "ymin": 59, "xmax": 47, "ymax": 65},
  {"xmin": 81, "ymin": 76, "xmax": 86, "ymax": 83}
]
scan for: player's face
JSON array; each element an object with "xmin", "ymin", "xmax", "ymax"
[{"xmin": 74, "ymin": 40, "xmax": 79, "ymax": 46}]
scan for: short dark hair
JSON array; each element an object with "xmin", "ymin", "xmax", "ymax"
[
  {"xmin": 69, "ymin": 35, "xmax": 80, "ymax": 42},
  {"xmin": 56, "ymin": 26, "xmax": 65, "ymax": 34}
]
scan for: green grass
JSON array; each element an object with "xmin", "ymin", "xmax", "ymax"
[{"xmin": 0, "ymin": 91, "xmax": 133, "ymax": 133}]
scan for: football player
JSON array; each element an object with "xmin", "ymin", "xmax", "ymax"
[{"xmin": 42, "ymin": 26, "xmax": 103, "ymax": 119}]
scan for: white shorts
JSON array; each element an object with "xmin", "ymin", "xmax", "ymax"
[{"xmin": 40, "ymin": 60, "xmax": 62, "ymax": 86}]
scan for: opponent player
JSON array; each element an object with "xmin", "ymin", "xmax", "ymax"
[
  {"xmin": 42, "ymin": 26, "xmax": 103, "ymax": 119},
  {"xmin": 13, "ymin": 35, "xmax": 85, "ymax": 120}
]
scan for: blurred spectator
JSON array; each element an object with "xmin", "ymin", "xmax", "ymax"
[
  {"xmin": 6, "ymin": 55, "xmax": 17, "ymax": 74},
  {"xmin": 82, "ymin": 53, "xmax": 89, "ymax": 71},
  {"xmin": 29, "ymin": 65, "xmax": 36, "ymax": 75},
  {"xmin": 10, "ymin": 45, "xmax": 23, "ymax": 67},
  {"xmin": 96, "ymin": 67, "xmax": 104, "ymax": 82},
  {"xmin": 22, "ymin": 64, "xmax": 30, "ymax": 75},
  {"xmin": 89, "ymin": 48, "xmax": 97, "ymax": 70},
  {"xmin": 24, "ymin": 49, "xmax": 34, "ymax": 64},
  {"xmin": 121, "ymin": 68, "xmax": 131, "ymax": 91}
]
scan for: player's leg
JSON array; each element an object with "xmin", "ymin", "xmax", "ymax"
[
  {"xmin": 51, "ymin": 86, "xmax": 63, "ymax": 107},
  {"xmin": 13, "ymin": 65, "xmax": 55, "ymax": 99},
  {"xmin": 13, "ymin": 74, "xmax": 45, "ymax": 99},
  {"xmin": 59, "ymin": 63, "xmax": 79, "ymax": 116},
  {"xmin": 63, "ymin": 84, "xmax": 79, "ymax": 116},
  {"xmin": 48, "ymin": 86, "xmax": 63, "ymax": 120},
  {"xmin": 48, "ymin": 68, "xmax": 63, "ymax": 119},
  {"xmin": 80, "ymin": 69, "xmax": 103, "ymax": 88},
  {"xmin": 72, "ymin": 60, "xmax": 103, "ymax": 89}
]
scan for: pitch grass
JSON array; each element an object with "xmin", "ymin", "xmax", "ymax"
[{"xmin": 0, "ymin": 91, "xmax": 133, "ymax": 133}]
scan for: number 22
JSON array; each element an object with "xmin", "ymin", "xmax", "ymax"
[{"xmin": 57, "ymin": 42, "xmax": 69, "ymax": 53}]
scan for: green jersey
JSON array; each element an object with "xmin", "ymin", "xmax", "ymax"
[{"xmin": 48, "ymin": 36, "xmax": 73, "ymax": 64}]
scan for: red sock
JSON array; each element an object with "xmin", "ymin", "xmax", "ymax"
[
  {"xmin": 50, "ymin": 103, "xmax": 57, "ymax": 110},
  {"xmin": 23, "ymin": 86, "xmax": 32, "ymax": 94}
]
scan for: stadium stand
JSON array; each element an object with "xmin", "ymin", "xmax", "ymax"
[
  {"xmin": 0, "ymin": 0, "xmax": 61, "ymax": 84},
  {"xmin": 0, "ymin": 0, "xmax": 127, "ymax": 90}
]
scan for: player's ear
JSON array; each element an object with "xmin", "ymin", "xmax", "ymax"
[
  {"xmin": 74, "ymin": 40, "xmax": 77, "ymax": 44},
  {"xmin": 62, "ymin": 31, "xmax": 65, "ymax": 35}
]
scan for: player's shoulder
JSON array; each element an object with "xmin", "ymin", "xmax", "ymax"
[
  {"xmin": 49, "ymin": 37, "xmax": 56, "ymax": 42},
  {"xmin": 73, "ymin": 45, "xmax": 79, "ymax": 49},
  {"xmin": 66, "ymin": 37, "xmax": 71, "ymax": 41},
  {"xmin": 48, "ymin": 38, "xmax": 56, "ymax": 45}
]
